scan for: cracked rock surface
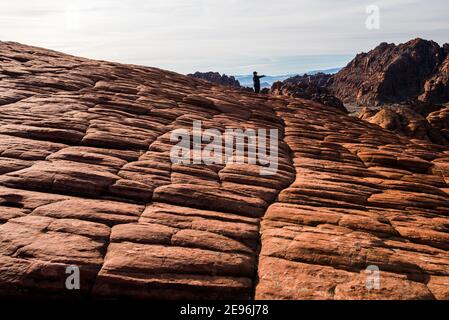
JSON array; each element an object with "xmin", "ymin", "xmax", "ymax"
[{"xmin": 1, "ymin": 42, "xmax": 449, "ymax": 300}]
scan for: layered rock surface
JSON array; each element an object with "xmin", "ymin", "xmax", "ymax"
[
  {"xmin": 1, "ymin": 41, "xmax": 449, "ymax": 300},
  {"xmin": 257, "ymin": 99, "xmax": 449, "ymax": 300},
  {"xmin": 0, "ymin": 41, "xmax": 293, "ymax": 299}
]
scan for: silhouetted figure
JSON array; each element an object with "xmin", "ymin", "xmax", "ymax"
[{"xmin": 253, "ymin": 71, "xmax": 266, "ymax": 94}]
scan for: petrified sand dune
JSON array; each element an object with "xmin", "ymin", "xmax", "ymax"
[{"xmin": 1, "ymin": 41, "xmax": 449, "ymax": 300}]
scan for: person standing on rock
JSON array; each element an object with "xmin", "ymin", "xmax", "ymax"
[{"xmin": 253, "ymin": 71, "xmax": 266, "ymax": 94}]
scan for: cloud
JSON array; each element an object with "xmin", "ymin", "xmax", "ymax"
[{"xmin": 0, "ymin": 0, "xmax": 448, "ymax": 74}]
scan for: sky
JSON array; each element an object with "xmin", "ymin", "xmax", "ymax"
[{"xmin": 1, "ymin": 0, "xmax": 449, "ymax": 75}]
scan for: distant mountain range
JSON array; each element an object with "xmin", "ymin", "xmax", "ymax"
[{"xmin": 234, "ymin": 67, "xmax": 342, "ymax": 88}]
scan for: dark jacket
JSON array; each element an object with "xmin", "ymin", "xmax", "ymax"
[{"xmin": 253, "ymin": 75, "xmax": 265, "ymax": 88}]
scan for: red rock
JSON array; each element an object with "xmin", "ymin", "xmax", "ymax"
[
  {"xmin": 0, "ymin": 41, "xmax": 449, "ymax": 300},
  {"xmin": 188, "ymin": 72, "xmax": 242, "ymax": 88},
  {"xmin": 331, "ymin": 39, "xmax": 447, "ymax": 106},
  {"xmin": 94, "ymin": 242, "xmax": 254, "ymax": 299},
  {"xmin": 153, "ymin": 184, "xmax": 268, "ymax": 217},
  {"xmin": 419, "ymin": 53, "xmax": 449, "ymax": 104},
  {"xmin": 359, "ymin": 104, "xmax": 449, "ymax": 146},
  {"xmin": 32, "ymin": 198, "xmax": 143, "ymax": 226},
  {"xmin": 271, "ymin": 73, "xmax": 347, "ymax": 113},
  {"xmin": 427, "ymin": 276, "xmax": 449, "ymax": 299}
]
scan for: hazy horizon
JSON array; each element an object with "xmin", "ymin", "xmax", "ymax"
[{"xmin": 1, "ymin": 0, "xmax": 449, "ymax": 75}]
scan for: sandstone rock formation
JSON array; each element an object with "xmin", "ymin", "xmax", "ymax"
[
  {"xmin": 427, "ymin": 104, "xmax": 449, "ymax": 142},
  {"xmin": 257, "ymin": 101, "xmax": 449, "ymax": 300},
  {"xmin": 359, "ymin": 104, "xmax": 449, "ymax": 146},
  {"xmin": 358, "ymin": 102, "xmax": 449, "ymax": 147},
  {"xmin": 332, "ymin": 38, "xmax": 449, "ymax": 141},
  {"xmin": 1, "ymin": 41, "xmax": 449, "ymax": 300},
  {"xmin": 271, "ymin": 73, "xmax": 347, "ymax": 113},
  {"xmin": 188, "ymin": 71, "xmax": 241, "ymax": 88},
  {"xmin": 420, "ymin": 48, "xmax": 449, "ymax": 104},
  {"xmin": 331, "ymin": 38, "xmax": 449, "ymax": 106},
  {"xmin": 283, "ymin": 72, "xmax": 334, "ymax": 88}
]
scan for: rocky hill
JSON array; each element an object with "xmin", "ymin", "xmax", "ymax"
[
  {"xmin": 331, "ymin": 38, "xmax": 449, "ymax": 106},
  {"xmin": 420, "ymin": 44, "xmax": 449, "ymax": 104},
  {"xmin": 271, "ymin": 73, "xmax": 347, "ymax": 113},
  {"xmin": 1, "ymin": 41, "xmax": 449, "ymax": 300},
  {"xmin": 330, "ymin": 39, "xmax": 449, "ymax": 145},
  {"xmin": 188, "ymin": 71, "xmax": 241, "ymax": 88},
  {"xmin": 283, "ymin": 72, "xmax": 334, "ymax": 87}
]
